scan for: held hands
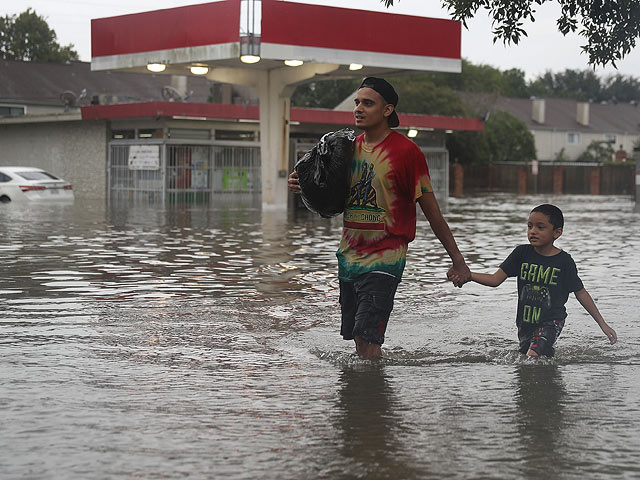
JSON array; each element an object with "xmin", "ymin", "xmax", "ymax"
[
  {"xmin": 288, "ymin": 171, "xmax": 301, "ymax": 194},
  {"xmin": 447, "ymin": 261, "xmax": 471, "ymax": 288}
]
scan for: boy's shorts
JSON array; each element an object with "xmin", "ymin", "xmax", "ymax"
[
  {"xmin": 518, "ymin": 319, "xmax": 565, "ymax": 357},
  {"xmin": 339, "ymin": 272, "xmax": 400, "ymax": 345}
]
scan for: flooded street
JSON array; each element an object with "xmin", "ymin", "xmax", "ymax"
[{"xmin": 1, "ymin": 195, "xmax": 639, "ymax": 479}]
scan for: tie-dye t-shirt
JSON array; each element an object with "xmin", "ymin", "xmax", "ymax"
[{"xmin": 336, "ymin": 131, "xmax": 433, "ymax": 282}]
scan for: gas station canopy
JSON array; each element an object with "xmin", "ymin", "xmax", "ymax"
[
  {"xmin": 91, "ymin": 0, "xmax": 468, "ymax": 208},
  {"xmin": 91, "ymin": 0, "xmax": 461, "ymax": 76}
]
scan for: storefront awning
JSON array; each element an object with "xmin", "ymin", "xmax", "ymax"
[{"xmin": 81, "ymin": 102, "xmax": 483, "ymax": 132}]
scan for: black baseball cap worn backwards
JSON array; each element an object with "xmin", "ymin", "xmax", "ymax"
[{"xmin": 359, "ymin": 77, "xmax": 400, "ymax": 128}]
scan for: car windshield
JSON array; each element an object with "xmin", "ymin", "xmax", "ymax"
[{"xmin": 16, "ymin": 171, "xmax": 60, "ymax": 181}]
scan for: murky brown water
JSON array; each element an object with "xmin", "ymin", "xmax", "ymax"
[{"xmin": 1, "ymin": 195, "xmax": 639, "ymax": 479}]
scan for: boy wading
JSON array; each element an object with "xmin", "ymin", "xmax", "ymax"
[
  {"xmin": 464, "ymin": 204, "xmax": 617, "ymax": 357},
  {"xmin": 289, "ymin": 77, "xmax": 471, "ymax": 359},
  {"xmin": 501, "ymin": 244, "xmax": 583, "ymax": 356}
]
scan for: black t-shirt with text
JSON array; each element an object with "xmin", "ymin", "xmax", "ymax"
[{"xmin": 500, "ymin": 244, "xmax": 584, "ymax": 328}]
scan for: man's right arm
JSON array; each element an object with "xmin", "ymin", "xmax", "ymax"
[
  {"xmin": 417, "ymin": 192, "xmax": 470, "ymax": 287},
  {"xmin": 288, "ymin": 171, "xmax": 301, "ymax": 193}
]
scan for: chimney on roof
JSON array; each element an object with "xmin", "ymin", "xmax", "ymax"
[
  {"xmin": 532, "ymin": 98, "xmax": 545, "ymax": 124},
  {"xmin": 577, "ymin": 102, "xmax": 590, "ymax": 126}
]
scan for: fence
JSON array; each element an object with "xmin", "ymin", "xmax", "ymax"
[
  {"xmin": 459, "ymin": 162, "xmax": 634, "ymax": 196},
  {"xmin": 108, "ymin": 142, "xmax": 261, "ymax": 205}
]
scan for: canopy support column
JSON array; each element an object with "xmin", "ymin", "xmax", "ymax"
[{"xmin": 208, "ymin": 63, "xmax": 339, "ymax": 209}]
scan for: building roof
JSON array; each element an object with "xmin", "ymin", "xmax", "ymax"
[
  {"xmin": 494, "ymin": 96, "xmax": 640, "ymax": 135},
  {"xmin": 0, "ymin": 59, "xmax": 255, "ymax": 107}
]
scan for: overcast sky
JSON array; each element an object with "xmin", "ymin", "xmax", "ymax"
[{"xmin": 4, "ymin": 0, "xmax": 640, "ymax": 80}]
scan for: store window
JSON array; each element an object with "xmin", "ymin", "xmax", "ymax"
[
  {"xmin": 215, "ymin": 129, "xmax": 256, "ymax": 141},
  {"xmin": 138, "ymin": 129, "xmax": 160, "ymax": 139},
  {"xmin": 112, "ymin": 129, "xmax": 135, "ymax": 139},
  {"xmin": 0, "ymin": 105, "xmax": 25, "ymax": 116},
  {"xmin": 168, "ymin": 128, "xmax": 211, "ymax": 140}
]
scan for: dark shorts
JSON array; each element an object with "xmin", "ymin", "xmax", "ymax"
[
  {"xmin": 518, "ymin": 319, "xmax": 565, "ymax": 357},
  {"xmin": 339, "ymin": 272, "xmax": 400, "ymax": 345}
]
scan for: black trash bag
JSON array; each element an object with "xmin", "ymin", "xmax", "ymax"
[{"xmin": 294, "ymin": 128, "xmax": 355, "ymax": 218}]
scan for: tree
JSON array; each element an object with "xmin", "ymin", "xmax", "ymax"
[
  {"xmin": 390, "ymin": 75, "xmax": 469, "ymax": 116},
  {"xmin": 577, "ymin": 140, "xmax": 615, "ymax": 163},
  {"xmin": 447, "ymin": 130, "xmax": 490, "ymax": 166},
  {"xmin": 526, "ymin": 68, "xmax": 640, "ymax": 102},
  {"xmin": 530, "ymin": 69, "xmax": 602, "ymax": 101},
  {"xmin": 485, "ymin": 110, "xmax": 536, "ymax": 162},
  {"xmin": 382, "ymin": 0, "xmax": 640, "ymax": 67},
  {"xmin": 292, "ymin": 79, "xmax": 361, "ymax": 109},
  {"xmin": 403, "ymin": 61, "xmax": 531, "ymax": 99},
  {"xmin": 447, "ymin": 110, "xmax": 536, "ymax": 164},
  {"xmin": 601, "ymin": 74, "xmax": 640, "ymax": 103},
  {"xmin": 501, "ymin": 68, "xmax": 530, "ymax": 98},
  {"xmin": 0, "ymin": 9, "xmax": 78, "ymax": 62},
  {"xmin": 418, "ymin": 59, "xmax": 514, "ymax": 95},
  {"xmin": 456, "ymin": 61, "xmax": 506, "ymax": 93},
  {"xmin": 291, "ymin": 74, "xmax": 470, "ymax": 116}
]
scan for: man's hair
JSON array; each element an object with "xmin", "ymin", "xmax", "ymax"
[{"xmin": 531, "ymin": 204, "xmax": 564, "ymax": 229}]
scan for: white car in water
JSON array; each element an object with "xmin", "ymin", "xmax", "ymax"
[{"xmin": 0, "ymin": 166, "xmax": 74, "ymax": 203}]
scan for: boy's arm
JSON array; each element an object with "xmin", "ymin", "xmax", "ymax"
[
  {"xmin": 574, "ymin": 288, "xmax": 617, "ymax": 344},
  {"xmin": 470, "ymin": 268, "xmax": 508, "ymax": 287},
  {"xmin": 417, "ymin": 193, "xmax": 470, "ymax": 287}
]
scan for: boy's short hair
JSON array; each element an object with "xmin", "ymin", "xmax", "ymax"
[{"xmin": 531, "ymin": 204, "xmax": 564, "ymax": 229}]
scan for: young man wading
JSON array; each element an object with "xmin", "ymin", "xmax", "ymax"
[{"xmin": 288, "ymin": 77, "xmax": 470, "ymax": 359}]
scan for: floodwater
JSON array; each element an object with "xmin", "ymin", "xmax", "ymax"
[{"xmin": 1, "ymin": 194, "xmax": 639, "ymax": 479}]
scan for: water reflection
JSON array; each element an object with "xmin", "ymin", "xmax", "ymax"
[
  {"xmin": 514, "ymin": 365, "xmax": 567, "ymax": 478},
  {"xmin": 334, "ymin": 364, "xmax": 421, "ymax": 479},
  {"xmin": 255, "ymin": 210, "xmax": 299, "ymax": 297}
]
